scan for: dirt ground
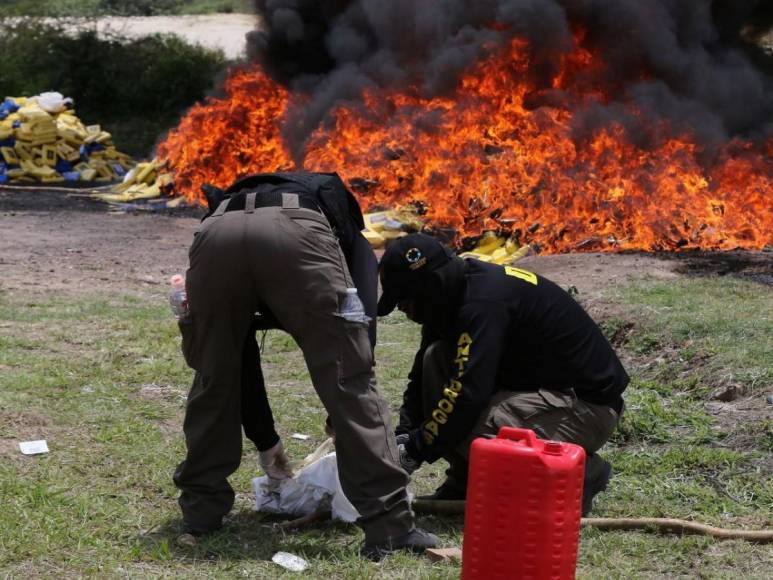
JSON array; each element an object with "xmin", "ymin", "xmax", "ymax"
[{"xmin": 1, "ymin": 188, "xmax": 770, "ymax": 301}]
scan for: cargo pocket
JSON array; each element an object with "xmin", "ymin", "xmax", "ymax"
[
  {"xmin": 178, "ymin": 315, "xmax": 200, "ymax": 371},
  {"xmin": 538, "ymin": 388, "xmax": 576, "ymax": 410},
  {"xmin": 336, "ymin": 317, "xmax": 373, "ymax": 384},
  {"xmin": 494, "ymin": 389, "xmax": 575, "ymax": 422}
]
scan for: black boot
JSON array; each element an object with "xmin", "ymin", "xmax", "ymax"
[
  {"xmin": 360, "ymin": 528, "xmax": 439, "ymax": 560},
  {"xmin": 417, "ymin": 478, "xmax": 466, "ymax": 501},
  {"xmin": 582, "ymin": 456, "xmax": 612, "ymax": 517}
]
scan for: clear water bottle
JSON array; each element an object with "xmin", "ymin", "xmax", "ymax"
[
  {"xmin": 340, "ymin": 288, "xmax": 370, "ymax": 324},
  {"xmin": 169, "ymin": 274, "xmax": 188, "ymax": 318}
]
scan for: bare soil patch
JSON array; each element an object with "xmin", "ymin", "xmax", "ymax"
[
  {"xmin": 0, "ymin": 410, "xmax": 53, "ymax": 462},
  {"xmin": 2, "ymin": 188, "xmax": 770, "ymax": 299},
  {"xmin": 0, "ymin": 189, "xmax": 203, "ymax": 299}
]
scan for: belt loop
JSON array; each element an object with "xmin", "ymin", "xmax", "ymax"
[
  {"xmin": 245, "ymin": 191, "xmax": 257, "ymax": 214},
  {"xmin": 211, "ymin": 198, "xmax": 229, "ymax": 218},
  {"xmin": 282, "ymin": 193, "xmax": 300, "ymax": 209}
]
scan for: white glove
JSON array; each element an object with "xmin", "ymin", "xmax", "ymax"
[{"xmin": 259, "ymin": 440, "xmax": 293, "ymax": 480}]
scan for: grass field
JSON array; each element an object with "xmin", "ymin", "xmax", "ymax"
[{"xmin": 1, "ymin": 275, "xmax": 771, "ymax": 577}]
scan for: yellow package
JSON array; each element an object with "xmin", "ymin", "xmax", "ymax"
[
  {"xmin": 80, "ymin": 168, "xmax": 97, "ymax": 181},
  {"xmin": 1, "ymin": 147, "xmax": 19, "ymax": 164},
  {"xmin": 14, "ymin": 143, "xmax": 33, "ymax": 161},
  {"xmin": 474, "ymin": 232, "xmax": 506, "ymax": 255},
  {"xmin": 135, "ymin": 161, "xmax": 158, "ymax": 183},
  {"xmin": 18, "ymin": 106, "xmax": 51, "ymax": 122},
  {"xmin": 362, "ymin": 229, "xmax": 386, "ymax": 248},
  {"xmin": 57, "ymin": 142, "xmax": 80, "ymax": 162},
  {"xmin": 490, "ymin": 247, "xmax": 510, "ymax": 262},
  {"xmin": 39, "ymin": 145, "xmax": 57, "ymax": 167},
  {"xmin": 96, "ymin": 164, "xmax": 116, "ymax": 179}
]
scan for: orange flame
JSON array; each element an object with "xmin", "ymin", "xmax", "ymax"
[{"xmin": 158, "ymin": 38, "xmax": 772, "ymax": 252}]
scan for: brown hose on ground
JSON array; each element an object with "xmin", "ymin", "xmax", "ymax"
[
  {"xmin": 276, "ymin": 510, "xmax": 332, "ymax": 529},
  {"xmin": 411, "ymin": 500, "xmax": 773, "ymax": 543}
]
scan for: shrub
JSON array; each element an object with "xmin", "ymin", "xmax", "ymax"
[
  {"xmin": 97, "ymin": 0, "xmax": 181, "ymax": 16},
  {"xmin": 0, "ymin": 20, "xmax": 227, "ymax": 156},
  {"xmin": 0, "ymin": 0, "xmax": 252, "ymax": 16}
]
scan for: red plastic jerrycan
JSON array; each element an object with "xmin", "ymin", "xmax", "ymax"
[{"xmin": 461, "ymin": 427, "xmax": 586, "ymax": 580}]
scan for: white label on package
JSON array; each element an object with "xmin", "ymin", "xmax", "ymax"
[
  {"xmin": 271, "ymin": 551, "xmax": 308, "ymax": 572},
  {"xmin": 19, "ymin": 440, "xmax": 49, "ymax": 455}
]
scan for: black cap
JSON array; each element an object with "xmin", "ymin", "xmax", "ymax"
[{"xmin": 377, "ymin": 233, "xmax": 454, "ymax": 316}]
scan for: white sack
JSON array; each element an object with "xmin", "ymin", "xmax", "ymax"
[
  {"xmin": 35, "ymin": 92, "xmax": 73, "ymax": 113},
  {"xmin": 253, "ymin": 451, "xmax": 359, "ymax": 523}
]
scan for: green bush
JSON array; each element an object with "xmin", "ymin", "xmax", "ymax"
[
  {"xmin": 0, "ymin": 0, "xmax": 252, "ymax": 16},
  {"xmin": 0, "ymin": 1, "xmax": 99, "ymax": 17},
  {"xmin": 0, "ymin": 21, "xmax": 227, "ymax": 157},
  {"xmin": 98, "ymin": 0, "xmax": 181, "ymax": 16}
]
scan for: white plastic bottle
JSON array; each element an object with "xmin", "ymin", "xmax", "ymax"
[
  {"xmin": 169, "ymin": 274, "xmax": 188, "ymax": 318},
  {"xmin": 340, "ymin": 288, "xmax": 370, "ymax": 324}
]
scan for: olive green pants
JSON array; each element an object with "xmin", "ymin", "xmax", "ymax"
[
  {"xmin": 173, "ymin": 196, "xmax": 413, "ymax": 542},
  {"xmin": 422, "ymin": 340, "xmax": 621, "ymax": 489}
]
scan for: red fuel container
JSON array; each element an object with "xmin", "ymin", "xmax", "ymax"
[{"xmin": 461, "ymin": 427, "xmax": 586, "ymax": 580}]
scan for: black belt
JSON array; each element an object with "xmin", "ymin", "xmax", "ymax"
[{"xmin": 224, "ymin": 190, "xmax": 321, "ymax": 213}]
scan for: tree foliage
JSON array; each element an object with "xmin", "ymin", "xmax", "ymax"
[{"xmin": 0, "ymin": 21, "xmax": 227, "ymax": 156}]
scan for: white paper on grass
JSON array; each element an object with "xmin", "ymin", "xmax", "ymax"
[
  {"xmin": 272, "ymin": 551, "xmax": 308, "ymax": 572},
  {"xmin": 19, "ymin": 440, "xmax": 49, "ymax": 455},
  {"xmin": 253, "ymin": 451, "xmax": 359, "ymax": 522}
]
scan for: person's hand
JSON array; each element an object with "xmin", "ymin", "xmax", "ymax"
[
  {"xmin": 324, "ymin": 416, "xmax": 336, "ymax": 440},
  {"xmin": 397, "ymin": 441, "xmax": 421, "ymax": 475},
  {"xmin": 259, "ymin": 440, "xmax": 293, "ymax": 480},
  {"xmin": 395, "ymin": 432, "xmax": 410, "ymax": 447}
]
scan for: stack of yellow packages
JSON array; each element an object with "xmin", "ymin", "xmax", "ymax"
[
  {"xmin": 0, "ymin": 93, "xmax": 135, "ymax": 185},
  {"xmin": 92, "ymin": 158, "xmax": 181, "ymax": 205},
  {"xmin": 361, "ymin": 207, "xmax": 425, "ymax": 248},
  {"xmin": 361, "ymin": 207, "xmax": 531, "ymax": 265},
  {"xmin": 459, "ymin": 231, "xmax": 532, "ymax": 264}
]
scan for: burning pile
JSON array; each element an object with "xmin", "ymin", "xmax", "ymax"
[
  {"xmin": 0, "ymin": 93, "xmax": 135, "ymax": 184},
  {"xmin": 94, "ymin": 158, "xmax": 175, "ymax": 203},
  {"xmin": 155, "ymin": 2, "xmax": 771, "ymax": 253}
]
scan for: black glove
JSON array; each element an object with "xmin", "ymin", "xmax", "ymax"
[{"xmin": 396, "ymin": 432, "xmax": 422, "ymax": 475}]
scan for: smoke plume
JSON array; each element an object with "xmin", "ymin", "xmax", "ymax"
[{"xmin": 249, "ymin": 0, "xmax": 773, "ymax": 161}]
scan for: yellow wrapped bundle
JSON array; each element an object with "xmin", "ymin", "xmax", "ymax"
[
  {"xmin": 460, "ymin": 233, "xmax": 529, "ymax": 265},
  {"xmin": 0, "ymin": 93, "xmax": 136, "ymax": 184},
  {"xmin": 361, "ymin": 207, "xmax": 425, "ymax": 249},
  {"xmin": 94, "ymin": 158, "xmax": 169, "ymax": 203}
]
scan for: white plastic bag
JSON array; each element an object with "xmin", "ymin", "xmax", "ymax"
[
  {"xmin": 35, "ymin": 92, "xmax": 73, "ymax": 114},
  {"xmin": 253, "ymin": 450, "xmax": 359, "ymax": 523}
]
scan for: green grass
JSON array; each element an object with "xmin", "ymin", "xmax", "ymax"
[{"xmin": 1, "ymin": 275, "xmax": 772, "ymax": 576}]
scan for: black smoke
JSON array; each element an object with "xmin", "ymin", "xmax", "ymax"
[{"xmin": 249, "ymin": 0, "xmax": 773, "ymax": 161}]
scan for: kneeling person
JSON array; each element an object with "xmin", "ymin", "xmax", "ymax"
[{"xmin": 378, "ymin": 234, "xmax": 629, "ymax": 515}]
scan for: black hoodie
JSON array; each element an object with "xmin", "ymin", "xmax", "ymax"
[{"xmin": 399, "ymin": 258, "xmax": 629, "ymax": 463}]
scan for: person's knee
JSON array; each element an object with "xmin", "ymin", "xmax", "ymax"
[
  {"xmin": 422, "ymin": 340, "xmax": 454, "ymax": 387},
  {"xmin": 422, "ymin": 340, "xmax": 447, "ymax": 370}
]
